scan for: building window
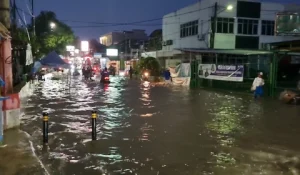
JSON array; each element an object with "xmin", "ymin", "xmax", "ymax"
[
  {"xmin": 237, "ymin": 19, "xmax": 258, "ymax": 35},
  {"xmin": 216, "ymin": 18, "xmax": 234, "ymax": 33},
  {"xmin": 180, "ymin": 20, "xmax": 198, "ymax": 38},
  {"xmin": 261, "ymin": 20, "xmax": 274, "ymax": 35}
]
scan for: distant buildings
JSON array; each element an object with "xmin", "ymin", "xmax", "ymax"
[{"xmin": 99, "ymin": 29, "xmax": 148, "ymax": 47}]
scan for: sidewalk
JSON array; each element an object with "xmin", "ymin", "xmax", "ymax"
[{"xmin": 0, "ymin": 129, "xmax": 46, "ymax": 175}]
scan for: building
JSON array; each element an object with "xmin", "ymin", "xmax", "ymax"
[
  {"xmin": 99, "ymin": 32, "xmax": 124, "ymax": 46},
  {"xmin": 99, "ymin": 29, "xmax": 148, "ymax": 47},
  {"xmin": 159, "ymin": 0, "xmax": 300, "ymax": 66}
]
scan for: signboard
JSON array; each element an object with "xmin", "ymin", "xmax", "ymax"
[
  {"xmin": 66, "ymin": 45, "xmax": 75, "ymax": 52},
  {"xmin": 81, "ymin": 41, "xmax": 89, "ymax": 52},
  {"xmin": 94, "ymin": 53, "xmax": 102, "ymax": 59},
  {"xmin": 198, "ymin": 64, "xmax": 244, "ymax": 82},
  {"xmin": 275, "ymin": 13, "xmax": 300, "ymax": 35},
  {"xmin": 106, "ymin": 49, "xmax": 118, "ymax": 56},
  {"xmin": 26, "ymin": 44, "xmax": 33, "ymax": 65}
]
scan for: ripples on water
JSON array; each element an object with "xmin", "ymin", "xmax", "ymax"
[{"xmin": 21, "ymin": 77, "xmax": 300, "ymax": 174}]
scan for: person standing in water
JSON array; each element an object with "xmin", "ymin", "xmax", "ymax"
[
  {"xmin": 164, "ymin": 68, "xmax": 171, "ymax": 83},
  {"xmin": 129, "ymin": 66, "xmax": 133, "ymax": 79},
  {"xmin": 251, "ymin": 72, "xmax": 265, "ymax": 99}
]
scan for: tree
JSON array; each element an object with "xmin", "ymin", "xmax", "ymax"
[
  {"xmin": 137, "ymin": 57, "xmax": 161, "ymax": 76},
  {"xmin": 31, "ymin": 11, "xmax": 75, "ymax": 58},
  {"xmin": 146, "ymin": 29, "xmax": 162, "ymax": 51}
]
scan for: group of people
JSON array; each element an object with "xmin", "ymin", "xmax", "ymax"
[{"xmin": 82, "ymin": 65, "xmax": 93, "ymax": 80}]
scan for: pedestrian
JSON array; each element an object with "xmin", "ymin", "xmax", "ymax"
[
  {"xmin": 164, "ymin": 68, "xmax": 171, "ymax": 84},
  {"xmin": 251, "ymin": 72, "xmax": 265, "ymax": 99},
  {"xmin": 129, "ymin": 66, "xmax": 133, "ymax": 79}
]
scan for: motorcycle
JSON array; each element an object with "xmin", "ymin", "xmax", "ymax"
[
  {"xmin": 100, "ymin": 70, "xmax": 110, "ymax": 83},
  {"xmin": 100, "ymin": 76, "xmax": 110, "ymax": 83},
  {"xmin": 141, "ymin": 71, "xmax": 150, "ymax": 81},
  {"xmin": 279, "ymin": 90, "xmax": 300, "ymax": 105}
]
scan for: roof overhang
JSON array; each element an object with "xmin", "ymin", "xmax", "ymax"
[
  {"xmin": 0, "ymin": 22, "xmax": 11, "ymax": 40},
  {"xmin": 175, "ymin": 48, "xmax": 273, "ymax": 55},
  {"xmin": 267, "ymin": 39, "xmax": 300, "ymax": 46}
]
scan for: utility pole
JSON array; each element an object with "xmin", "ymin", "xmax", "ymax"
[
  {"xmin": 0, "ymin": 0, "xmax": 10, "ymax": 29},
  {"xmin": 11, "ymin": 0, "xmax": 17, "ymax": 32},
  {"xmin": 0, "ymin": 0, "xmax": 13, "ymax": 95},
  {"xmin": 210, "ymin": 2, "xmax": 217, "ymax": 49},
  {"xmin": 31, "ymin": 0, "xmax": 35, "ymax": 36}
]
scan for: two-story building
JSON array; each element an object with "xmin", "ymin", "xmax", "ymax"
[{"xmin": 157, "ymin": 0, "xmax": 300, "ymax": 68}]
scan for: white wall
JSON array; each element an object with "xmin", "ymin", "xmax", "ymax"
[{"xmin": 162, "ymin": 0, "xmax": 300, "ymax": 51}]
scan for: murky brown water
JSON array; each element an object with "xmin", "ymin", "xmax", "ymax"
[{"xmin": 20, "ymin": 75, "xmax": 300, "ymax": 175}]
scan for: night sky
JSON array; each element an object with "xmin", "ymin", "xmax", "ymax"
[{"xmin": 17, "ymin": 0, "xmax": 294, "ymax": 40}]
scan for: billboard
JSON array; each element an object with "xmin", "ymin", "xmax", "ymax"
[
  {"xmin": 66, "ymin": 45, "xmax": 75, "ymax": 52},
  {"xmin": 198, "ymin": 64, "xmax": 244, "ymax": 82},
  {"xmin": 275, "ymin": 13, "xmax": 300, "ymax": 35},
  {"xmin": 106, "ymin": 49, "xmax": 118, "ymax": 56},
  {"xmin": 81, "ymin": 41, "xmax": 89, "ymax": 52}
]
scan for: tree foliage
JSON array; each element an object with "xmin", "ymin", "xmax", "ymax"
[
  {"xmin": 137, "ymin": 57, "xmax": 161, "ymax": 76},
  {"xmin": 146, "ymin": 29, "xmax": 162, "ymax": 51},
  {"xmin": 30, "ymin": 11, "xmax": 75, "ymax": 58}
]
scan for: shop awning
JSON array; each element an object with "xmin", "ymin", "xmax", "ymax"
[
  {"xmin": 176, "ymin": 48, "xmax": 273, "ymax": 55},
  {"xmin": 0, "ymin": 22, "xmax": 10, "ymax": 39}
]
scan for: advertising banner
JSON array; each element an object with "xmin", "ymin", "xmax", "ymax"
[{"xmin": 198, "ymin": 64, "xmax": 244, "ymax": 82}]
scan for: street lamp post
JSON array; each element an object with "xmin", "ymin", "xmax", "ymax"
[
  {"xmin": 50, "ymin": 22, "xmax": 56, "ymax": 30},
  {"xmin": 210, "ymin": 3, "xmax": 233, "ymax": 48}
]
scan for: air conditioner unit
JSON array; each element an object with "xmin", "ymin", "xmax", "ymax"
[
  {"xmin": 162, "ymin": 41, "xmax": 167, "ymax": 46},
  {"xmin": 197, "ymin": 34, "xmax": 205, "ymax": 41}
]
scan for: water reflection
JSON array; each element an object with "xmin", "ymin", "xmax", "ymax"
[
  {"xmin": 206, "ymin": 93, "xmax": 245, "ymax": 147},
  {"xmin": 20, "ymin": 77, "xmax": 300, "ymax": 174}
]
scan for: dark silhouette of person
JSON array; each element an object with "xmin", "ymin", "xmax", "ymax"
[{"xmin": 129, "ymin": 66, "xmax": 133, "ymax": 79}]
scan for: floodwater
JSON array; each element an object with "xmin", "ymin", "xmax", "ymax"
[{"xmin": 20, "ymin": 75, "xmax": 300, "ymax": 175}]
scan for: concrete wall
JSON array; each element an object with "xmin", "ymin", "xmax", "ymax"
[{"xmin": 2, "ymin": 82, "xmax": 34, "ymax": 130}]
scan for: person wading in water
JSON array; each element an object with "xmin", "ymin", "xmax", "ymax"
[{"xmin": 251, "ymin": 72, "xmax": 265, "ymax": 99}]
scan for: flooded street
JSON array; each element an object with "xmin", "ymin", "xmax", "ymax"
[{"xmin": 21, "ymin": 76, "xmax": 300, "ymax": 175}]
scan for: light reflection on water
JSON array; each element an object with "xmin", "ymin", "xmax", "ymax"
[{"xmin": 20, "ymin": 77, "xmax": 300, "ymax": 174}]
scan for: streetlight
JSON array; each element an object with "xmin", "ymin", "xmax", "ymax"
[
  {"xmin": 226, "ymin": 5, "xmax": 233, "ymax": 11},
  {"xmin": 50, "ymin": 22, "xmax": 56, "ymax": 29}
]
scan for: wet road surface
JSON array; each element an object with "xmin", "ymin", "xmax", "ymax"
[{"xmin": 21, "ymin": 76, "xmax": 300, "ymax": 175}]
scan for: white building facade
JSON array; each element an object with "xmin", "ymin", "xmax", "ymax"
[{"xmin": 162, "ymin": 0, "xmax": 300, "ymax": 55}]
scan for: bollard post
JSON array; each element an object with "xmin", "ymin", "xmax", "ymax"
[
  {"xmin": 91, "ymin": 111, "xmax": 97, "ymax": 140},
  {"xmin": 42, "ymin": 112, "xmax": 49, "ymax": 144}
]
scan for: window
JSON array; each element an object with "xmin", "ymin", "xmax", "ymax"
[
  {"xmin": 237, "ymin": 19, "xmax": 258, "ymax": 35},
  {"xmin": 261, "ymin": 20, "xmax": 274, "ymax": 35},
  {"xmin": 215, "ymin": 18, "xmax": 234, "ymax": 33},
  {"xmin": 180, "ymin": 20, "xmax": 198, "ymax": 38}
]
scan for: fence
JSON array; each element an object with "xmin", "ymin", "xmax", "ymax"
[{"xmin": 190, "ymin": 54, "xmax": 273, "ymax": 96}]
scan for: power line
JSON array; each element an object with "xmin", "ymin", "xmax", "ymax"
[
  {"xmin": 16, "ymin": 3, "xmax": 289, "ymax": 29},
  {"xmin": 62, "ymin": 6, "xmax": 213, "ymax": 26}
]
